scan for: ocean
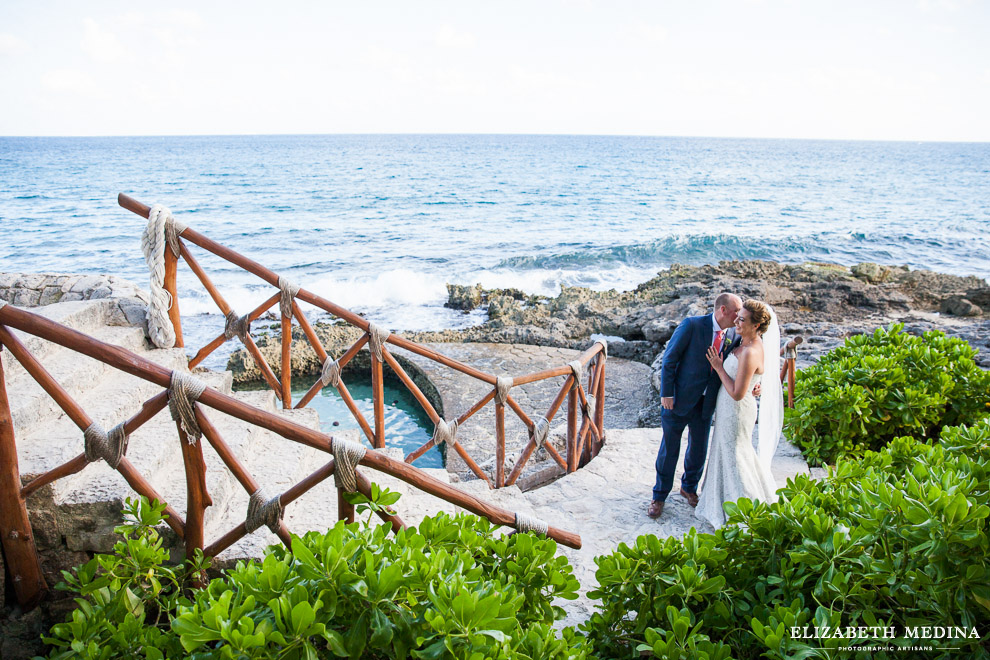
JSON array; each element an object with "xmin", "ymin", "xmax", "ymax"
[{"xmin": 3, "ymin": 134, "xmax": 989, "ymax": 349}]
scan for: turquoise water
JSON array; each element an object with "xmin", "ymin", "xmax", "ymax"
[{"xmin": 287, "ymin": 376, "xmax": 441, "ymax": 469}]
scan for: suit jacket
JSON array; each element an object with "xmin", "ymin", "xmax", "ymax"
[{"xmin": 659, "ymin": 314, "xmax": 740, "ymax": 418}]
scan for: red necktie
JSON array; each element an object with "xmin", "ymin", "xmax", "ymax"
[{"xmin": 713, "ymin": 329, "xmax": 724, "ymax": 354}]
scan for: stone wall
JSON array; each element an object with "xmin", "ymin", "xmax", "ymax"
[{"xmin": 0, "ymin": 272, "xmax": 149, "ymax": 327}]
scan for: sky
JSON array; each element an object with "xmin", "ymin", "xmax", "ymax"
[{"xmin": 0, "ymin": 0, "xmax": 988, "ymax": 141}]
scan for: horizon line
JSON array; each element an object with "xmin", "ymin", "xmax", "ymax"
[{"xmin": 1, "ymin": 131, "xmax": 988, "ymax": 145}]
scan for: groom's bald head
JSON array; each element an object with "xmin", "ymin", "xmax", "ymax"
[{"xmin": 713, "ymin": 293, "xmax": 743, "ymax": 329}]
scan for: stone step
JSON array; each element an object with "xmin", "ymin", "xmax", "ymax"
[{"xmin": 4, "ymin": 324, "xmax": 157, "ymax": 439}]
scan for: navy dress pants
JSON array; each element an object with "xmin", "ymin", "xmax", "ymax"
[{"xmin": 653, "ymin": 396, "xmax": 714, "ymax": 502}]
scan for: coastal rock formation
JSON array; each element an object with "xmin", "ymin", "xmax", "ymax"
[{"xmin": 0, "ymin": 272, "xmax": 149, "ymax": 327}]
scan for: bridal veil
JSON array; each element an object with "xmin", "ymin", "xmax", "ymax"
[{"xmin": 757, "ymin": 307, "xmax": 784, "ymax": 470}]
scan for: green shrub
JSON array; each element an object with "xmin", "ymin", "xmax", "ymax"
[
  {"xmin": 40, "ymin": 494, "xmax": 588, "ymax": 659},
  {"xmin": 785, "ymin": 324, "xmax": 990, "ymax": 466},
  {"xmin": 581, "ymin": 418, "xmax": 990, "ymax": 659}
]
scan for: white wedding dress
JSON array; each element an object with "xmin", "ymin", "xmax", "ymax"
[{"xmin": 695, "ymin": 351, "xmax": 779, "ymax": 529}]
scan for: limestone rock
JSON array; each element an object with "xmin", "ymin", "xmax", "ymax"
[
  {"xmin": 445, "ymin": 283, "xmax": 484, "ymax": 311},
  {"xmin": 940, "ymin": 296, "xmax": 982, "ymax": 317}
]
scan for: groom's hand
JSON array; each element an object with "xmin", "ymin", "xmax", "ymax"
[
  {"xmin": 752, "ymin": 383, "xmax": 762, "ymax": 397},
  {"xmin": 661, "ymin": 397, "xmax": 674, "ymax": 410}
]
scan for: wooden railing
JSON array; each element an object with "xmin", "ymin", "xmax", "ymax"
[
  {"xmin": 780, "ymin": 336, "xmax": 802, "ymax": 407},
  {"xmin": 117, "ymin": 193, "xmax": 607, "ymax": 488},
  {"xmin": 0, "ymin": 301, "xmax": 582, "ymax": 611}
]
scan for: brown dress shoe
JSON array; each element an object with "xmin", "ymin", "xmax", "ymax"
[
  {"xmin": 679, "ymin": 487, "xmax": 699, "ymax": 508},
  {"xmin": 647, "ymin": 500, "xmax": 665, "ymax": 518}
]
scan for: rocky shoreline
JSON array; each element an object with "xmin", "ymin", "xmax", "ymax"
[{"xmin": 227, "ymin": 260, "xmax": 990, "ymax": 426}]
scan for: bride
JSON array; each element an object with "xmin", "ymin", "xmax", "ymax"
[{"xmin": 697, "ymin": 299, "xmax": 784, "ymax": 529}]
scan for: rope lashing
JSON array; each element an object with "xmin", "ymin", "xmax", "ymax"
[
  {"xmin": 331, "ymin": 437, "xmax": 367, "ymax": 492},
  {"xmin": 168, "ymin": 371, "xmax": 207, "ymax": 444},
  {"xmin": 784, "ymin": 345, "xmax": 798, "ymax": 360},
  {"xmin": 531, "ymin": 416, "xmax": 550, "ymax": 449},
  {"xmin": 582, "ymin": 393, "xmax": 597, "ymax": 417},
  {"xmin": 367, "ymin": 323, "xmax": 391, "ymax": 361},
  {"xmin": 494, "ymin": 376, "xmax": 513, "ymax": 405},
  {"xmin": 141, "ymin": 205, "xmax": 187, "ymax": 348},
  {"xmin": 595, "ymin": 338, "xmax": 608, "ymax": 359},
  {"xmin": 567, "ymin": 360, "xmax": 583, "ymax": 387},
  {"xmin": 432, "ymin": 418, "xmax": 458, "ymax": 448},
  {"xmin": 277, "ymin": 276, "xmax": 300, "ymax": 319},
  {"xmin": 83, "ymin": 422, "xmax": 128, "ymax": 469},
  {"xmin": 223, "ymin": 310, "xmax": 251, "ymax": 341},
  {"xmin": 320, "ymin": 357, "xmax": 341, "ymax": 388},
  {"xmin": 245, "ymin": 487, "xmax": 284, "ymax": 533},
  {"xmin": 514, "ymin": 512, "xmax": 549, "ymax": 537},
  {"xmin": 0, "ymin": 300, "xmax": 7, "ymax": 311}
]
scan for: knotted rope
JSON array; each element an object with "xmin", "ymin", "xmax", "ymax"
[
  {"xmin": 514, "ymin": 512, "xmax": 549, "ymax": 537},
  {"xmin": 0, "ymin": 300, "xmax": 7, "ymax": 311},
  {"xmin": 331, "ymin": 437, "xmax": 367, "ymax": 492},
  {"xmin": 320, "ymin": 357, "xmax": 342, "ymax": 388},
  {"xmin": 431, "ymin": 418, "xmax": 458, "ymax": 448},
  {"xmin": 494, "ymin": 376, "xmax": 513, "ymax": 405},
  {"xmin": 567, "ymin": 360, "xmax": 583, "ymax": 387},
  {"xmin": 245, "ymin": 487, "xmax": 284, "ymax": 533},
  {"xmin": 141, "ymin": 205, "xmax": 187, "ymax": 348},
  {"xmin": 83, "ymin": 422, "xmax": 128, "ymax": 469},
  {"xmin": 277, "ymin": 276, "xmax": 300, "ymax": 319},
  {"xmin": 582, "ymin": 393, "xmax": 597, "ymax": 418},
  {"xmin": 168, "ymin": 371, "xmax": 207, "ymax": 444},
  {"xmin": 530, "ymin": 416, "xmax": 550, "ymax": 449},
  {"xmin": 224, "ymin": 310, "xmax": 251, "ymax": 341},
  {"xmin": 784, "ymin": 345, "xmax": 798, "ymax": 360},
  {"xmin": 367, "ymin": 323, "xmax": 390, "ymax": 361},
  {"xmin": 595, "ymin": 338, "xmax": 608, "ymax": 359}
]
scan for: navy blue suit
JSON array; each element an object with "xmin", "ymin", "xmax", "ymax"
[{"xmin": 653, "ymin": 314, "xmax": 738, "ymax": 502}]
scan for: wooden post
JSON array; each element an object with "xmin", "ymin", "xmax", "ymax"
[
  {"xmin": 787, "ymin": 359, "xmax": 796, "ymax": 408},
  {"xmin": 595, "ymin": 357, "xmax": 605, "ymax": 455},
  {"xmin": 337, "ymin": 487, "xmax": 354, "ymax": 524},
  {"xmin": 281, "ymin": 315, "xmax": 292, "ymax": 409},
  {"xmin": 495, "ymin": 402, "xmax": 505, "ymax": 488},
  {"xmin": 176, "ymin": 420, "xmax": 211, "ymax": 569},
  {"xmin": 566, "ymin": 384, "xmax": 578, "ymax": 473},
  {"xmin": 164, "ymin": 249, "xmax": 183, "ymax": 348},
  {"xmin": 0, "ymin": 348, "xmax": 48, "ymax": 609},
  {"xmin": 371, "ymin": 349, "xmax": 386, "ymax": 449}
]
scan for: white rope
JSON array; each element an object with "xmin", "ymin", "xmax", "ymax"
[
  {"xmin": 432, "ymin": 418, "xmax": 458, "ymax": 448},
  {"xmin": 494, "ymin": 376, "xmax": 513, "ymax": 405},
  {"xmin": 514, "ymin": 512, "xmax": 549, "ymax": 537},
  {"xmin": 320, "ymin": 357, "xmax": 342, "ymax": 388},
  {"xmin": 277, "ymin": 276, "xmax": 300, "ymax": 319},
  {"xmin": 224, "ymin": 310, "xmax": 250, "ymax": 341},
  {"xmin": 531, "ymin": 416, "xmax": 550, "ymax": 449},
  {"xmin": 245, "ymin": 487, "xmax": 284, "ymax": 533},
  {"xmin": 0, "ymin": 300, "xmax": 7, "ymax": 311},
  {"xmin": 583, "ymin": 393, "xmax": 597, "ymax": 417},
  {"xmin": 331, "ymin": 437, "xmax": 367, "ymax": 492},
  {"xmin": 595, "ymin": 338, "xmax": 608, "ymax": 360},
  {"xmin": 83, "ymin": 422, "xmax": 128, "ymax": 469},
  {"xmin": 567, "ymin": 360, "xmax": 583, "ymax": 387},
  {"xmin": 168, "ymin": 371, "xmax": 207, "ymax": 444},
  {"xmin": 140, "ymin": 205, "xmax": 186, "ymax": 349},
  {"xmin": 367, "ymin": 323, "xmax": 391, "ymax": 361}
]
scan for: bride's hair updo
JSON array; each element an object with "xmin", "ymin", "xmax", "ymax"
[{"xmin": 743, "ymin": 300, "xmax": 773, "ymax": 335}]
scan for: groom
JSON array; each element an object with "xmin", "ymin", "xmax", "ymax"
[{"xmin": 648, "ymin": 293, "xmax": 743, "ymax": 518}]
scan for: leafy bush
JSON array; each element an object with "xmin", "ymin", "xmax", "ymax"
[
  {"xmin": 41, "ymin": 494, "xmax": 588, "ymax": 659},
  {"xmin": 581, "ymin": 418, "xmax": 990, "ymax": 660},
  {"xmin": 785, "ymin": 323, "xmax": 990, "ymax": 466}
]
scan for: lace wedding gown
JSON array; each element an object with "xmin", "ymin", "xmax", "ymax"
[{"xmin": 696, "ymin": 352, "xmax": 778, "ymax": 529}]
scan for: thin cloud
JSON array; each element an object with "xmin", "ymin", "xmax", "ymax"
[
  {"xmin": 0, "ymin": 32, "xmax": 28, "ymax": 56},
  {"xmin": 434, "ymin": 25, "xmax": 477, "ymax": 49},
  {"xmin": 81, "ymin": 18, "xmax": 127, "ymax": 63}
]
